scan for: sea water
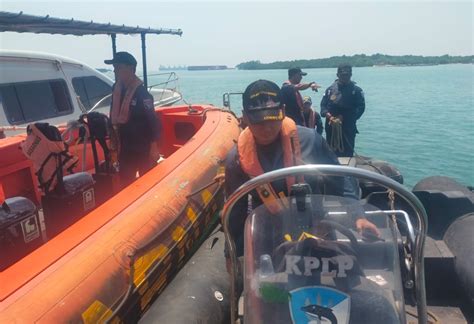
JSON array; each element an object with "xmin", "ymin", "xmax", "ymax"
[{"xmin": 149, "ymin": 64, "xmax": 473, "ymax": 188}]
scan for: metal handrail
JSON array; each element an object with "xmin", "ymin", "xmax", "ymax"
[
  {"xmin": 146, "ymin": 72, "xmax": 179, "ymax": 90},
  {"xmin": 146, "ymin": 72, "xmax": 180, "ymax": 104},
  {"xmin": 87, "ymin": 72, "xmax": 181, "ymax": 113},
  {"xmin": 222, "ymin": 92, "xmax": 243, "ymax": 110},
  {"xmin": 221, "ymin": 164, "xmax": 428, "ymax": 324},
  {"xmin": 88, "ymin": 93, "xmax": 112, "ymax": 112}
]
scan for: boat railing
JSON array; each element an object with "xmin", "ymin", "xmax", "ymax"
[
  {"xmin": 222, "ymin": 92, "xmax": 243, "ymax": 111},
  {"xmin": 146, "ymin": 72, "xmax": 181, "ymax": 102},
  {"xmin": 143, "ymin": 72, "xmax": 181, "ymax": 102}
]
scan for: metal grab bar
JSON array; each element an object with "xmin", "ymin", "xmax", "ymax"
[
  {"xmin": 146, "ymin": 72, "xmax": 180, "ymax": 104},
  {"xmin": 222, "ymin": 92, "xmax": 243, "ymax": 110},
  {"xmin": 146, "ymin": 72, "xmax": 179, "ymax": 90},
  {"xmin": 221, "ymin": 164, "xmax": 428, "ymax": 324}
]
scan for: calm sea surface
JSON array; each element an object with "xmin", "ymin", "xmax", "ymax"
[{"xmin": 150, "ymin": 64, "xmax": 474, "ymax": 188}]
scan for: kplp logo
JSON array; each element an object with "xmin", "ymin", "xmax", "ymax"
[{"xmin": 289, "ymin": 286, "xmax": 350, "ymax": 324}]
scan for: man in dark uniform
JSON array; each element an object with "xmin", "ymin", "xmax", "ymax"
[
  {"xmin": 104, "ymin": 52, "xmax": 161, "ymax": 186},
  {"xmin": 225, "ymin": 80, "xmax": 378, "ymax": 258},
  {"xmin": 281, "ymin": 68, "xmax": 321, "ymax": 126},
  {"xmin": 320, "ymin": 64, "xmax": 365, "ymax": 157}
]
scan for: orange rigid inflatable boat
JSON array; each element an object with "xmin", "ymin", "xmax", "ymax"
[{"xmin": 0, "ymin": 105, "xmax": 240, "ymax": 323}]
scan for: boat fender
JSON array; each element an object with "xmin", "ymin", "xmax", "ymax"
[
  {"xmin": 413, "ymin": 176, "xmax": 474, "ymax": 238},
  {"xmin": 139, "ymin": 230, "xmax": 230, "ymax": 324},
  {"xmin": 443, "ymin": 213, "xmax": 474, "ymax": 306}
]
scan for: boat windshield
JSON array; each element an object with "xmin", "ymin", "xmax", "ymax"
[{"xmin": 243, "ymin": 193, "xmax": 406, "ymax": 324}]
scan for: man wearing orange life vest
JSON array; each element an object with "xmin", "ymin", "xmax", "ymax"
[
  {"xmin": 104, "ymin": 52, "xmax": 160, "ymax": 186},
  {"xmin": 224, "ymin": 80, "xmax": 379, "ymax": 257}
]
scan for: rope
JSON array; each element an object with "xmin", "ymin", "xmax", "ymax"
[
  {"xmin": 406, "ymin": 309, "xmax": 440, "ymax": 324},
  {"xmin": 329, "ymin": 117, "xmax": 344, "ymax": 153}
]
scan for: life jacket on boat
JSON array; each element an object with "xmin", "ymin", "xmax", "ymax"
[
  {"xmin": 237, "ymin": 117, "xmax": 302, "ymax": 214},
  {"xmin": 21, "ymin": 123, "xmax": 78, "ymax": 194}
]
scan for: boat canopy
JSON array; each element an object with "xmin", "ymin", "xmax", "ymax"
[
  {"xmin": 0, "ymin": 11, "xmax": 182, "ymax": 36},
  {"xmin": 0, "ymin": 11, "xmax": 183, "ymax": 87}
]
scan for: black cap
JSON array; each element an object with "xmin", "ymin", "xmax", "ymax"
[
  {"xmin": 104, "ymin": 51, "xmax": 137, "ymax": 66},
  {"xmin": 288, "ymin": 67, "xmax": 307, "ymax": 78},
  {"xmin": 337, "ymin": 64, "xmax": 352, "ymax": 75},
  {"xmin": 242, "ymin": 80, "xmax": 284, "ymax": 124}
]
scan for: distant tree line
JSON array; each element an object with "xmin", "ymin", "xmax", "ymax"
[{"xmin": 236, "ymin": 54, "xmax": 473, "ymax": 70}]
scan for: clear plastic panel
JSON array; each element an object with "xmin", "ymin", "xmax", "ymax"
[{"xmin": 243, "ymin": 194, "xmax": 405, "ymax": 324}]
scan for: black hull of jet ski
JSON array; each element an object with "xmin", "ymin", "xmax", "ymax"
[
  {"xmin": 139, "ymin": 169, "xmax": 473, "ymax": 323},
  {"xmin": 140, "ymin": 230, "xmax": 230, "ymax": 324}
]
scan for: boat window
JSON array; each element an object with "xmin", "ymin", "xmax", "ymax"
[
  {"xmin": 72, "ymin": 76, "xmax": 112, "ymax": 110},
  {"xmin": 0, "ymin": 85, "xmax": 24, "ymax": 123},
  {"xmin": 0, "ymin": 79, "xmax": 73, "ymax": 125}
]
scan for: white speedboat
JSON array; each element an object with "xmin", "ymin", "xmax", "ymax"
[{"xmin": 0, "ymin": 50, "xmax": 182, "ymax": 134}]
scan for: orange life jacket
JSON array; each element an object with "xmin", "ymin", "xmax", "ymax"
[
  {"xmin": 110, "ymin": 77, "xmax": 143, "ymax": 125},
  {"xmin": 237, "ymin": 117, "xmax": 302, "ymax": 214},
  {"xmin": 21, "ymin": 123, "xmax": 78, "ymax": 194}
]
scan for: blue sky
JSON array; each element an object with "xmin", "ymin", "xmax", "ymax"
[{"xmin": 1, "ymin": 1, "xmax": 472, "ymax": 68}]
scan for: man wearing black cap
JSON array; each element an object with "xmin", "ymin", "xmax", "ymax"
[
  {"xmin": 281, "ymin": 67, "xmax": 321, "ymax": 126},
  {"xmin": 224, "ymin": 79, "xmax": 379, "ymax": 259},
  {"xmin": 104, "ymin": 51, "xmax": 161, "ymax": 186},
  {"xmin": 320, "ymin": 64, "xmax": 365, "ymax": 157}
]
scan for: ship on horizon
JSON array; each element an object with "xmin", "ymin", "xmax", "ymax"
[{"xmin": 188, "ymin": 65, "xmax": 228, "ymax": 71}]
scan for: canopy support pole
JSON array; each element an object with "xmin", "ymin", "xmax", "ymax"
[
  {"xmin": 111, "ymin": 33, "xmax": 117, "ymax": 55},
  {"xmin": 141, "ymin": 33, "xmax": 148, "ymax": 89}
]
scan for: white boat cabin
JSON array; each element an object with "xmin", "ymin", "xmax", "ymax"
[{"xmin": 0, "ymin": 50, "xmax": 181, "ymax": 133}]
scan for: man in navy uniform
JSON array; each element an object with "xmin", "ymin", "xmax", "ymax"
[
  {"xmin": 104, "ymin": 51, "xmax": 161, "ymax": 186},
  {"xmin": 320, "ymin": 64, "xmax": 365, "ymax": 157},
  {"xmin": 224, "ymin": 79, "xmax": 378, "ymax": 258}
]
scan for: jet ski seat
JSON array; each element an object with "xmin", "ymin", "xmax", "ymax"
[{"xmin": 0, "ymin": 196, "xmax": 44, "ymax": 270}]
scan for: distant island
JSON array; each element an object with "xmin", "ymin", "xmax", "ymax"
[
  {"xmin": 236, "ymin": 54, "xmax": 474, "ymax": 70},
  {"xmin": 188, "ymin": 65, "xmax": 228, "ymax": 71}
]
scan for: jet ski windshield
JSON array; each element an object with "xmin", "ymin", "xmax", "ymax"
[{"xmin": 243, "ymin": 193, "xmax": 406, "ymax": 324}]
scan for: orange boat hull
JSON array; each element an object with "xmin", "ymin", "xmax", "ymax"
[{"xmin": 0, "ymin": 105, "xmax": 240, "ymax": 323}]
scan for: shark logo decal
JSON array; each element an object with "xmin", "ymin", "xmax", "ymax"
[{"xmin": 289, "ymin": 286, "xmax": 350, "ymax": 324}]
